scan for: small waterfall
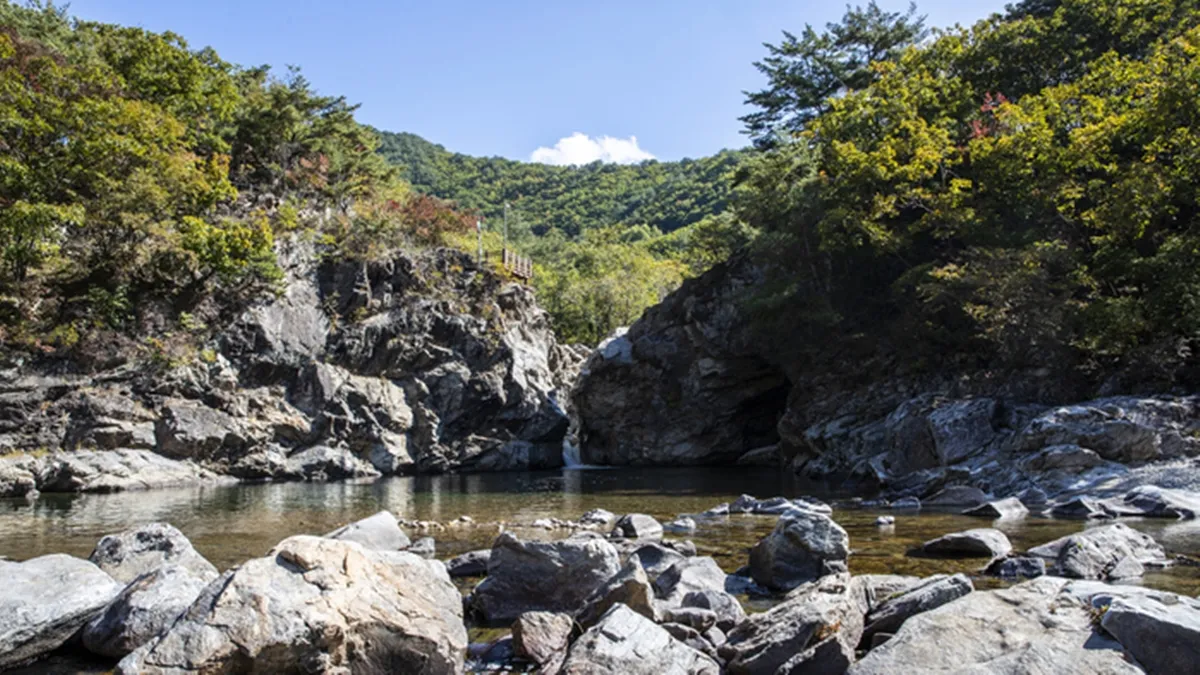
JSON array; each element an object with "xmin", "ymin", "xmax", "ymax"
[{"xmin": 562, "ymin": 438, "xmax": 584, "ymax": 469}]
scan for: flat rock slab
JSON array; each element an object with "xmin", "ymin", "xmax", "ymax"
[
  {"xmin": 0, "ymin": 555, "xmax": 121, "ymax": 669},
  {"xmin": 562, "ymin": 603, "xmax": 720, "ymax": 675},
  {"xmin": 36, "ymin": 449, "xmax": 233, "ymax": 493},
  {"xmin": 918, "ymin": 529, "xmax": 1012, "ymax": 559}
]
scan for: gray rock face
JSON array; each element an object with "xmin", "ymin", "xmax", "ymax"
[
  {"xmin": 918, "ymin": 529, "xmax": 1012, "ymax": 559},
  {"xmin": 117, "ymin": 535, "xmax": 466, "ymax": 675},
  {"xmin": 962, "ymin": 497, "xmax": 1028, "ymax": 519},
  {"xmin": 0, "ymin": 456, "xmax": 38, "ymax": 497},
  {"xmin": 470, "ymin": 532, "xmax": 621, "ymax": 622},
  {"xmin": 860, "ymin": 574, "xmax": 974, "ymax": 645},
  {"xmin": 89, "ymin": 523, "xmax": 218, "ymax": 584},
  {"xmin": 324, "ymin": 510, "xmax": 411, "ymax": 551},
  {"xmin": 721, "ymin": 573, "xmax": 864, "ymax": 675},
  {"xmin": 285, "ymin": 444, "xmax": 380, "ymax": 481},
  {"xmin": 576, "ymin": 558, "xmax": 657, "ymax": 628},
  {"xmin": 984, "ymin": 555, "xmax": 1047, "ymax": 579},
  {"xmin": 653, "ymin": 557, "xmax": 730, "ymax": 607},
  {"xmin": 1101, "ymin": 594, "xmax": 1200, "ymax": 674},
  {"xmin": 0, "ymin": 554, "xmax": 122, "ymax": 669},
  {"xmin": 848, "ymin": 578, "xmax": 1143, "ymax": 675},
  {"xmin": 681, "ymin": 590, "xmax": 746, "ymax": 633},
  {"xmin": 610, "ymin": 513, "xmax": 664, "ymax": 541},
  {"xmin": 629, "ymin": 542, "xmax": 688, "ymax": 581},
  {"xmin": 1111, "ymin": 485, "xmax": 1200, "ymax": 519},
  {"xmin": 748, "ymin": 509, "xmax": 849, "ymax": 591},
  {"xmin": 83, "ymin": 565, "xmax": 213, "ymax": 658},
  {"xmin": 562, "ymin": 603, "xmax": 720, "ymax": 675},
  {"xmin": 1029, "ymin": 523, "xmax": 1168, "ymax": 580},
  {"xmin": 155, "ymin": 399, "xmax": 252, "ymax": 460},
  {"xmin": 446, "ymin": 549, "xmax": 490, "ymax": 577},
  {"xmin": 36, "ymin": 450, "xmax": 232, "ymax": 493},
  {"xmin": 513, "ymin": 611, "xmax": 573, "ymax": 672}
]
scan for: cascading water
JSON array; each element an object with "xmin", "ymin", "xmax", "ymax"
[{"xmin": 562, "ymin": 438, "xmax": 584, "ymax": 469}]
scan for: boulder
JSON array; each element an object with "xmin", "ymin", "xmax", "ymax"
[
  {"xmin": 681, "ymin": 590, "xmax": 746, "ymax": 633},
  {"xmin": 561, "ymin": 603, "xmax": 720, "ymax": 675},
  {"xmin": 82, "ymin": 565, "xmax": 213, "ymax": 658},
  {"xmin": 629, "ymin": 542, "xmax": 688, "ymax": 581},
  {"xmin": 0, "ymin": 555, "xmax": 122, "ymax": 669},
  {"xmin": 1016, "ymin": 399, "xmax": 1168, "ymax": 464},
  {"xmin": 748, "ymin": 509, "xmax": 849, "ymax": 591},
  {"xmin": 1047, "ymin": 496, "xmax": 1114, "ymax": 519},
  {"xmin": 285, "ymin": 445, "xmax": 380, "ymax": 481},
  {"xmin": 324, "ymin": 510, "xmax": 411, "ymax": 551},
  {"xmin": 984, "ymin": 555, "xmax": 1047, "ymax": 579},
  {"xmin": 35, "ymin": 449, "xmax": 232, "ymax": 493},
  {"xmin": 89, "ymin": 523, "xmax": 218, "ymax": 584},
  {"xmin": 720, "ymin": 573, "xmax": 864, "ymax": 675},
  {"xmin": 664, "ymin": 517, "xmax": 697, "ymax": 533},
  {"xmin": 850, "ymin": 574, "xmax": 922, "ymax": 614},
  {"xmin": 116, "ymin": 535, "xmax": 466, "ymax": 674},
  {"xmin": 923, "ymin": 485, "xmax": 990, "ymax": 507},
  {"xmin": 653, "ymin": 557, "xmax": 730, "ymax": 607},
  {"xmin": 579, "ymin": 508, "xmax": 616, "ymax": 526},
  {"xmin": 962, "ymin": 497, "xmax": 1028, "ymax": 519},
  {"xmin": 610, "ymin": 513, "xmax": 664, "ymax": 541},
  {"xmin": 661, "ymin": 607, "xmax": 717, "ymax": 633},
  {"xmin": 927, "ymin": 398, "xmax": 998, "ymax": 465},
  {"xmin": 1022, "ymin": 444, "xmax": 1107, "ymax": 472},
  {"xmin": 1099, "ymin": 592, "xmax": 1200, "ymax": 675},
  {"xmin": 576, "ymin": 558, "xmax": 657, "ymax": 628},
  {"xmin": 408, "ymin": 536, "xmax": 436, "ymax": 559},
  {"xmin": 847, "ymin": 578, "xmax": 1143, "ymax": 674},
  {"xmin": 445, "ymin": 549, "xmax": 490, "ymax": 577},
  {"xmin": 0, "ymin": 457, "xmax": 38, "ymax": 497},
  {"xmin": 1028, "ymin": 523, "xmax": 1167, "ymax": 580},
  {"xmin": 469, "ymin": 532, "xmax": 621, "ymax": 622},
  {"xmin": 860, "ymin": 574, "xmax": 974, "ymax": 645},
  {"xmin": 1111, "ymin": 485, "xmax": 1200, "ymax": 519},
  {"xmin": 917, "ymin": 529, "xmax": 1012, "ymax": 559},
  {"xmin": 513, "ymin": 611, "xmax": 573, "ymax": 672}
]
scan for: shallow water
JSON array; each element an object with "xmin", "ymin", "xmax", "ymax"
[{"xmin": 2, "ymin": 467, "xmax": 1198, "ymax": 598}]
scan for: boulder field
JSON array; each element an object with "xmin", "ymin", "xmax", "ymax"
[{"xmin": 4, "ymin": 501, "xmax": 1199, "ymax": 673}]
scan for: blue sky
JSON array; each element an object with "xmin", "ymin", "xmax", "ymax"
[{"xmin": 63, "ymin": 0, "xmax": 1009, "ymax": 163}]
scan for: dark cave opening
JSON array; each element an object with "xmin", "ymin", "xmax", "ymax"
[{"xmin": 737, "ymin": 376, "xmax": 793, "ymax": 454}]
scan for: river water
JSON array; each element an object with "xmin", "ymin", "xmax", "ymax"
[{"xmin": 3, "ymin": 467, "xmax": 1199, "ymax": 597}]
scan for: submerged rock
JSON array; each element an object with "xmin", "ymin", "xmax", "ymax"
[
  {"xmin": 562, "ymin": 603, "xmax": 720, "ymax": 675},
  {"xmin": 469, "ymin": 532, "xmax": 621, "ymax": 622},
  {"xmin": 917, "ymin": 529, "xmax": 1012, "ymax": 559},
  {"xmin": 89, "ymin": 522, "xmax": 218, "ymax": 584},
  {"xmin": 0, "ymin": 555, "xmax": 122, "ymax": 670},
  {"xmin": 116, "ymin": 535, "xmax": 466, "ymax": 674},
  {"xmin": 748, "ymin": 509, "xmax": 849, "ymax": 591}
]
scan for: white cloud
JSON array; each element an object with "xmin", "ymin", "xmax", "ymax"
[{"xmin": 530, "ymin": 132, "xmax": 655, "ymax": 166}]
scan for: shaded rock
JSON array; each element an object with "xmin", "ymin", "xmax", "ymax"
[
  {"xmin": 408, "ymin": 536, "xmax": 436, "ymax": 559},
  {"xmin": 610, "ymin": 513, "xmax": 663, "ymax": 541},
  {"xmin": 1028, "ymin": 523, "xmax": 1167, "ymax": 580},
  {"xmin": 470, "ymin": 532, "xmax": 621, "ymax": 622},
  {"xmin": 860, "ymin": 573, "xmax": 974, "ymax": 645},
  {"xmin": 737, "ymin": 445, "xmax": 780, "ymax": 466},
  {"xmin": 850, "ymin": 574, "xmax": 922, "ymax": 615},
  {"xmin": 561, "ymin": 603, "xmax": 720, "ymax": 675},
  {"xmin": 324, "ymin": 510, "xmax": 410, "ymax": 551},
  {"xmin": 962, "ymin": 496, "xmax": 1028, "ymax": 519},
  {"xmin": 984, "ymin": 555, "xmax": 1047, "ymax": 579},
  {"xmin": 748, "ymin": 509, "xmax": 849, "ymax": 591},
  {"xmin": 513, "ymin": 611, "xmax": 572, "ymax": 671},
  {"xmin": 36, "ymin": 449, "xmax": 232, "ymax": 493},
  {"xmin": 1022, "ymin": 444, "xmax": 1106, "ymax": 472},
  {"xmin": 446, "ymin": 549, "xmax": 490, "ymax": 577},
  {"xmin": 847, "ymin": 577, "xmax": 1143, "ymax": 674},
  {"xmin": 285, "ymin": 444, "xmax": 380, "ymax": 481},
  {"xmin": 775, "ymin": 636, "xmax": 852, "ymax": 675},
  {"xmin": 1016, "ymin": 399, "xmax": 1169, "ymax": 464},
  {"xmin": 923, "ymin": 485, "xmax": 990, "ymax": 507},
  {"xmin": 116, "ymin": 535, "xmax": 466, "ymax": 674},
  {"xmin": 660, "ymin": 623, "xmax": 721, "ymax": 662},
  {"xmin": 83, "ymin": 565, "xmax": 212, "ymax": 658},
  {"xmin": 653, "ymin": 557, "xmax": 729, "ymax": 607},
  {"xmin": 1047, "ymin": 496, "xmax": 1114, "ymax": 519},
  {"xmin": 155, "ymin": 399, "xmax": 251, "ymax": 460},
  {"xmin": 0, "ymin": 555, "xmax": 121, "ymax": 669},
  {"xmin": 628, "ymin": 542, "xmax": 687, "ymax": 581},
  {"xmin": 681, "ymin": 590, "xmax": 745, "ymax": 632},
  {"xmin": 928, "ymin": 398, "xmax": 998, "ymax": 465},
  {"xmin": 918, "ymin": 529, "xmax": 1012, "ymax": 559},
  {"xmin": 89, "ymin": 523, "xmax": 218, "ymax": 585},
  {"xmin": 576, "ymin": 558, "xmax": 657, "ymax": 628},
  {"xmin": 721, "ymin": 573, "xmax": 863, "ymax": 675},
  {"xmin": 662, "ymin": 607, "xmax": 717, "ymax": 633}
]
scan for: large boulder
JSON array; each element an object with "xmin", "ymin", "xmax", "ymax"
[
  {"xmin": 89, "ymin": 523, "xmax": 218, "ymax": 584},
  {"xmin": 445, "ymin": 549, "xmax": 490, "ymax": 577},
  {"xmin": 82, "ymin": 565, "xmax": 213, "ymax": 658},
  {"xmin": 1097, "ymin": 590, "xmax": 1200, "ymax": 675},
  {"xmin": 35, "ymin": 449, "xmax": 232, "ymax": 493},
  {"xmin": 576, "ymin": 558, "xmax": 657, "ymax": 628},
  {"xmin": 848, "ymin": 578, "xmax": 1143, "ymax": 674},
  {"xmin": 653, "ymin": 557, "xmax": 730, "ymax": 607},
  {"xmin": 324, "ymin": 510, "xmax": 411, "ymax": 551},
  {"xmin": 513, "ymin": 611, "xmax": 573, "ymax": 673},
  {"xmin": 0, "ymin": 555, "xmax": 122, "ymax": 669},
  {"xmin": 748, "ymin": 509, "xmax": 849, "ymax": 591},
  {"xmin": 561, "ymin": 603, "xmax": 720, "ymax": 675},
  {"xmin": 117, "ymin": 535, "xmax": 466, "ymax": 674},
  {"xmin": 1014, "ymin": 398, "xmax": 1186, "ymax": 464},
  {"xmin": 721, "ymin": 573, "xmax": 864, "ymax": 675},
  {"xmin": 155, "ymin": 399, "xmax": 253, "ymax": 460},
  {"xmin": 1028, "ymin": 523, "xmax": 1167, "ymax": 580},
  {"xmin": 1109, "ymin": 485, "xmax": 1200, "ymax": 519},
  {"xmin": 917, "ymin": 529, "xmax": 1012, "ymax": 559},
  {"xmin": 469, "ymin": 532, "xmax": 621, "ymax": 622}
]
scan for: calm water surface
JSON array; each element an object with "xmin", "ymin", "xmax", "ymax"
[{"xmin": 3, "ymin": 467, "xmax": 1199, "ymax": 597}]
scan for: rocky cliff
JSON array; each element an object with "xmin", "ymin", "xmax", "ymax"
[
  {"xmin": 571, "ymin": 258, "xmax": 1200, "ymax": 501},
  {"xmin": 0, "ymin": 241, "xmax": 587, "ymax": 495}
]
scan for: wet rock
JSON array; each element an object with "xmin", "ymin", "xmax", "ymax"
[
  {"xmin": 681, "ymin": 590, "xmax": 746, "ymax": 633},
  {"xmin": 446, "ymin": 549, "xmax": 490, "ymax": 577},
  {"xmin": 664, "ymin": 517, "xmax": 697, "ymax": 533},
  {"xmin": 579, "ymin": 508, "xmax": 616, "ymax": 526},
  {"xmin": 721, "ymin": 573, "xmax": 863, "ymax": 675},
  {"xmin": 653, "ymin": 557, "xmax": 730, "ymax": 607},
  {"xmin": 1028, "ymin": 522, "xmax": 1167, "ymax": 580},
  {"xmin": 116, "ymin": 535, "xmax": 466, "ymax": 674},
  {"xmin": 324, "ymin": 510, "xmax": 411, "ymax": 551},
  {"xmin": 36, "ymin": 449, "xmax": 232, "ymax": 493},
  {"xmin": 663, "ymin": 539, "xmax": 698, "ymax": 556},
  {"xmin": 923, "ymin": 485, "xmax": 990, "ymax": 507},
  {"xmin": 1097, "ymin": 591, "xmax": 1200, "ymax": 675},
  {"xmin": 962, "ymin": 496, "xmax": 1028, "ymax": 519},
  {"xmin": 917, "ymin": 529, "xmax": 1012, "ymax": 559},
  {"xmin": 847, "ymin": 577, "xmax": 1143, "ymax": 674},
  {"xmin": 285, "ymin": 444, "xmax": 380, "ymax": 481},
  {"xmin": 576, "ymin": 558, "xmax": 657, "ymax": 628},
  {"xmin": 83, "ymin": 565, "xmax": 212, "ymax": 658},
  {"xmin": 1022, "ymin": 444, "xmax": 1107, "ymax": 472},
  {"xmin": 469, "ymin": 532, "xmax": 621, "ymax": 622},
  {"xmin": 0, "ymin": 555, "xmax": 122, "ymax": 669},
  {"xmin": 513, "ymin": 611, "xmax": 572, "ymax": 672},
  {"xmin": 860, "ymin": 573, "xmax": 974, "ymax": 645},
  {"xmin": 89, "ymin": 523, "xmax": 218, "ymax": 584},
  {"xmin": 610, "ymin": 513, "xmax": 664, "ymax": 541},
  {"xmin": 984, "ymin": 555, "xmax": 1047, "ymax": 579},
  {"xmin": 748, "ymin": 509, "xmax": 849, "ymax": 591},
  {"xmin": 562, "ymin": 603, "xmax": 720, "ymax": 675},
  {"xmin": 408, "ymin": 536, "xmax": 436, "ymax": 559}
]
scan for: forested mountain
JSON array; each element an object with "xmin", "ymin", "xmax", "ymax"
[{"xmin": 376, "ymin": 130, "xmax": 745, "ymax": 237}]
